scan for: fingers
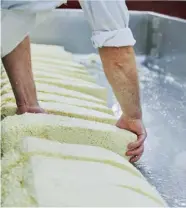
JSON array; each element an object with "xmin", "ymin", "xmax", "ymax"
[
  {"xmin": 127, "ymin": 134, "xmax": 146, "ymax": 150},
  {"xmin": 130, "ymin": 153, "xmax": 143, "ymax": 163},
  {"xmin": 126, "ymin": 144, "xmax": 144, "ymax": 157},
  {"xmin": 126, "ymin": 133, "xmax": 146, "ymax": 163}
]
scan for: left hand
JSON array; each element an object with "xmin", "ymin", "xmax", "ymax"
[{"xmin": 16, "ymin": 105, "xmax": 46, "ymax": 114}]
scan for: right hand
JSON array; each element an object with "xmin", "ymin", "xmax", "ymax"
[
  {"xmin": 16, "ymin": 104, "xmax": 46, "ymax": 114},
  {"xmin": 116, "ymin": 114, "xmax": 147, "ymax": 163}
]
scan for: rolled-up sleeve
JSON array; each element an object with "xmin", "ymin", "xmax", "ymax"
[{"xmin": 79, "ymin": 0, "xmax": 136, "ymax": 48}]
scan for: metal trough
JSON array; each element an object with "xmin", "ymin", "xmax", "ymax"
[{"xmin": 30, "ymin": 10, "xmax": 186, "ymax": 207}]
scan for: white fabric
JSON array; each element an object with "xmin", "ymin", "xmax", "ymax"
[
  {"xmin": 1, "ymin": 0, "xmax": 66, "ymax": 57},
  {"xmin": 1, "ymin": 0, "xmax": 136, "ymax": 57},
  {"xmin": 80, "ymin": 0, "xmax": 136, "ymax": 48},
  {"xmin": 92, "ymin": 28, "xmax": 135, "ymax": 48},
  {"xmin": 1, "ymin": 0, "xmax": 65, "ymax": 12},
  {"xmin": 1, "ymin": 9, "xmax": 52, "ymax": 57}
]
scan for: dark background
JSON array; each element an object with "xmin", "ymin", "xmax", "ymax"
[{"xmin": 58, "ymin": 1, "xmax": 186, "ymax": 19}]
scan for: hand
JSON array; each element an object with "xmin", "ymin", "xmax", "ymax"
[
  {"xmin": 16, "ymin": 104, "xmax": 46, "ymax": 115},
  {"xmin": 116, "ymin": 114, "xmax": 147, "ymax": 163}
]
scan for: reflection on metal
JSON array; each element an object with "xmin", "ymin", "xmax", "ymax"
[
  {"xmin": 150, "ymin": 16, "xmax": 162, "ymax": 58},
  {"xmin": 30, "ymin": 10, "xmax": 186, "ymax": 207}
]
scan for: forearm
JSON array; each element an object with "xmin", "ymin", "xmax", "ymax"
[
  {"xmin": 2, "ymin": 36, "xmax": 38, "ymax": 108},
  {"xmin": 99, "ymin": 46, "xmax": 142, "ymax": 119}
]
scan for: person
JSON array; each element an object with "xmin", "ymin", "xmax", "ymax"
[{"xmin": 1, "ymin": 0, "xmax": 147, "ymax": 163}]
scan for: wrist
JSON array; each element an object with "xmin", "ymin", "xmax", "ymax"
[
  {"xmin": 14, "ymin": 84, "xmax": 39, "ymax": 108},
  {"xmin": 16, "ymin": 97, "xmax": 39, "ymax": 109},
  {"xmin": 122, "ymin": 111, "xmax": 142, "ymax": 121},
  {"xmin": 16, "ymin": 104, "xmax": 45, "ymax": 115}
]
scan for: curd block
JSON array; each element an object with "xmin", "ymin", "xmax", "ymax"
[
  {"xmin": 1, "ymin": 113, "xmax": 136, "ymax": 160},
  {"xmin": 31, "ymin": 43, "xmax": 68, "ymax": 56},
  {"xmin": 33, "ymin": 70, "xmax": 95, "ymax": 84},
  {"xmin": 2, "ymin": 137, "xmax": 166, "ymax": 207},
  {"xmin": 34, "ymin": 77, "xmax": 107, "ymax": 100},
  {"xmin": 1, "ymin": 82, "xmax": 107, "ymax": 105},
  {"xmin": 1, "ymin": 66, "xmax": 95, "ymax": 83},
  {"xmin": 31, "ymin": 50, "xmax": 73, "ymax": 61},
  {"xmin": 1, "ymin": 70, "xmax": 93, "ymax": 85},
  {"xmin": 2, "ymin": 136, "xmax": 141, "ymax": 185},
  {"xmin": 31, "ymin": 52, "xmax": 73, "ymax": 61},
  {"xmin": 27, "ymin": 156, "xmax": 163, "ymax": 207},
  {"xmin": 22, "ymin": 137, "xmax": 140, "ymax": 176},
  {"xmin": 1, "ymin": 92, "xmax": 112, "ymax": 115},
  {"xmin": 5, "ymin": 157, "xmax": 165, "ymax": 207},
  {"xmin": 31, "ymin": 44, "xmax": 73, "ymax": 61},
  {"xmin": 31, "ymin": 57, "xmax": 86, "ymax": 70},
  {"xmin": 32, "ymin": 66, "xmax": 95, "ymax": 83},
  {"xmin": 32, "ymin": 62, "xmax": 88, "ymax": 74},
  {"xmin": 1, "ymin": 101, "xmax": 116, "ymax": 124},
  {"xmin": 31, "ymin": 43, "xmax": 65, "ymax": 52}
]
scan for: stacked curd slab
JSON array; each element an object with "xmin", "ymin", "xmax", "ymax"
[{"xmin": 1, "ymin": 44, "xmax": 167, "ymax": 207}]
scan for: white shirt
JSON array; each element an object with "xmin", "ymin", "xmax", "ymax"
[{"xmin": 1, "ymin": 0, "xmax": 136, "ymax": 57}]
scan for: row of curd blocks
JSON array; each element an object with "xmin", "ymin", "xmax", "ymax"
[{"xmin": 1, "ymin": 44, "xmax": 167, "ymax": 207}]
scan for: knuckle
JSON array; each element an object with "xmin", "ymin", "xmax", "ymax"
[{"xmin": 135, "ymin": 146, "xmax": 144, "ymax": 155}]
